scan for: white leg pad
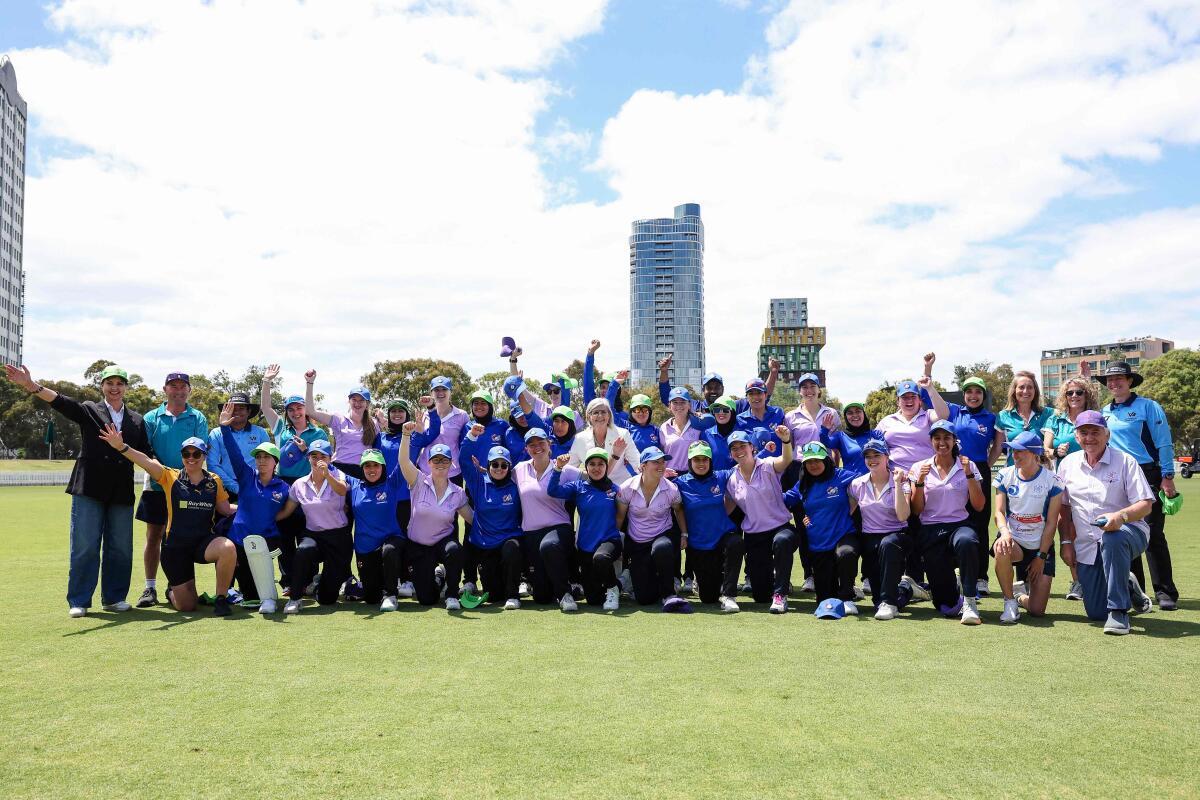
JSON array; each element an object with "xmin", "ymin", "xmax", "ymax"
[{"xmin": 243, "ymin": 535, "xmax": 279, "ymax": 603}]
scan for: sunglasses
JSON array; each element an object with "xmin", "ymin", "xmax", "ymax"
[
  {"xmin": 1064, "ymin": 389, "xmax": 1086, "ymax": 397},
  {"xmin": 712, "ymin": 407, "xmax": 732, "ymax": 414},
  {"xmin": 488, "ymin": 460, "xmax": 510, "ymax": 469},
  {"xmin": 430, "ymin": 456, "xmax": 451, "ymax": 465},
  {"xmin": 181, "ymin": 449, "xmax": 204, "ymax": 460}
]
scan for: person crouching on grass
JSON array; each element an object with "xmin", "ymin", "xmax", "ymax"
[{"xmin": 98, "ymin": 426, "xmax": 237, "ymax": 616}]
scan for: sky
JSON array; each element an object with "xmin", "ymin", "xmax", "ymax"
[{"xmin": 4, "ymin": 0, "xmax": 1200, "ymax": 408}]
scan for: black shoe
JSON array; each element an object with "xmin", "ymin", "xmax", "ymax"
[
  {"xmin": 213, "ymin": 594, "xmax": 232, "ymax": 617},
  {"xmin": 1157, "ymin": 593, "xmax": 1178, "ymax": 611},
  {"xmin": 135, "ymin": 587, "xmax": 157, "ymax": 608}
]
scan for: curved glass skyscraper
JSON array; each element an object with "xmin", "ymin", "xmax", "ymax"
[{"xmin": 629, "ymin": 203, "xmax": 705, "ymax": 388}]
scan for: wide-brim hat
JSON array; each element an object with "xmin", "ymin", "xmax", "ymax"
[
  {"xmin": 227, "ymin": 392, "xmax": 261, "ymax": 418},
  {"xmin": 1094, "ymin": 361, "xmax": 1143, "ymax": 388}
]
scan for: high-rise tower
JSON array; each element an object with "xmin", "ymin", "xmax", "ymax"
[{"xmin": 0, "ymin": 56, "xmax": 27, "ymax": 367}]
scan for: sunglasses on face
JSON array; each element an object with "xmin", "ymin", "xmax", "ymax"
[
  {"xmin": 181, "ymin": 450, "xmax": 204, "ymax": 460},
  {"xmin": 489, "ymin": 461, "xmax": 509, "ymax": 469},
  {"xmin": 713, "ymin": 407, "xmax": 732, "ymax": 414},
  {"xmin": 1065, "ymin": 390, "xmax": 1086, "ymax": 397}
]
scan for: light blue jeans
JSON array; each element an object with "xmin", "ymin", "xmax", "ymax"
[
  {"xmin": 1076, "ymin": 525, "xmax": 1148, "ymax": 620},
  {"xmin": 67, "ymin": 495, "xmax": 134, "ymax": 608}
]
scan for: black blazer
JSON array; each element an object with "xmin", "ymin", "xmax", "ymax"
[{"xmin": 50, "ymin": 394, "xmax": 149, "ymax": 505}]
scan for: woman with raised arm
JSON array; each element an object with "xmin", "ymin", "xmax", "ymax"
[
  {"xmin": 623, "ymin": 392, "xmax": 662, "ymax": 454},
  {"xmin": 514, "ymin": 428, "xmax": 580, "ymax": 608},
  {"xmin": 616, "ymin": 448, "xmax": 691, "ymax": 612},
  {"xmin": 1040, "ymin": 370, "xmax": 1096, "ymax": 601},
  {"xmin": 275, "ymin": 440, "xmax": 351, "ymax": 613},
  {"xmin": 658, "ymin": 388, "xmax": 717, "ymax": 473},
  {"xmin": 97, "ymin": 423, "xmax": 237, "ymax": 616},
  {"xmin": 303, "ymin": 369, "xmax": 376, "ymax": 480},
  {"xmin": 569, "ymin": 398, "xmax": 641, "ymax": 477},
  {"xmin": 548, "ymin": 449, "xmax": 622, "ymax": 610}
]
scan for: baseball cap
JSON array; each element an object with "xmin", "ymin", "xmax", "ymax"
[
  {"xmin": 387, "ymin": 398, "xmax": 412, "ymax": 413},
  {"xmin": 687, "ymin": 442, "xmax": 713, "ymax": 460},
  {"xmin": 470, "ymin": 390, "xmax": 495, "ymax": 406},
  {"xmin": 500, "ymin": 336, "xmax": 518, "ymax": 357},
  {"xmin": 744, "ymin": 378, "xmax": 766, "ymax": 393},
  {"xmin": 508, "ymin": 401, "xmax": 524, "ymax": 420},
  {"xmin": 710, "ymin": 395, "xmax": 737, "ymax": 413},
  {"xmin": 251, "ymin": 441, "xmax": 281, "ymax": 461},
  {"xmin": 800, "ymin": 442, "xmax": 829, "ymax": 462},
  {"xmin": 430, "ymin": 376, "xmax": 452, "ymax": 391},
  {"xmin": 486, "ymin": 446, "xmax": 511, "ymax": 465},
  {"xmin": 843, "ymin": 401, "xmax": 864, "ymax": 413},
  {"xmin": 701, "ymin": 372, "xmax": 723, "ymax": 386},
  {"xmin": 427, "ymin": 443, "xmax": 453, "ymax": 460},
  {"xmin": 550, "ymin": 406, "xmax": 574, "ymax": 421},
  {"xmin": 307, "ymin": 439, "xmax": 332, "ymax": 457},
  {"xmin": 727, "ymin": 430, "xmax": 753, "ymax": 447},
  {"xmin": 583, "ymin": 446, "xmax": 610, "ymax": 464},
  {"xmin": 797, "ymin": 372, "xmax": 820, "ymax": 387},
  {"xmin": 180, "ymin": 436, "xmax": 208, "ymax": 454},
  {"xmin": 1002, "ymin": 431, "xmax": 1044, "ymax": 454},
  {"xmin": 668, "ymin": 387, "xmax": 691, "ymax": 403},
  {"xmin": 629, "ymin": 394, "xmax": 653, "ymax": 410},
  {"xmin": 929, "ymin": 419, "xmax": 956, "ymax": 437},
  {"xmin": 98, "ymin": 365, "xmax": 129, "ymax": 383},
  {"xmin": 523, "ymin": 427, "xmax": 549, "ymax": 442},
  {"xmin": 895, "ymin": 380, "xmax": 919, "ymax": 396},
  {"xmin": 961, "ymin": 377, "xmax": 988, "ymax": 393},
  {"xmin": 284, "ymin": 394, "xmax": 305, "ymax": 409},
  {"xmin": 165, "ymin": 372, "xmax": 190, "ymax": 385},
  {"xmin": 863, "ymin": 437, "xmax": 890, "ymax": 456},
  {"xmin": 1074, "ymin": 410, "xmax": 1107, "ymax": 429},
  {"xmin": 815, "ymin": 598, "xmax": 846, "ymax": 619},
  {"xmin": 359, "ymin": 448, "xmax": 386, "ymax": 466},
  {"xmin": 348, "ymin": 386, "xmax": 371, "ymax": 403},
  {"xmin": 639, "ymin": 446, "xmax": 667, "ymax": 463}
]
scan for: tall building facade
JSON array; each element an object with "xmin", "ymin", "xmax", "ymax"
[
  {"xmin": 1041, "ymin": 336, "xmax": 1174, "ymax": 401},
  {"xmin": 758, "ymin": 297, "xmax": 826, "ymax": 386},
  {"xmin": 629, "ymin": 203, "xmax": 704, "ymax": 387},
  {"xmin": 0, "ymin": 56, "xmax": 26, "ymax": 367}
]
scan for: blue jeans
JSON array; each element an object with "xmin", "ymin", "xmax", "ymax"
[
  {"xmin": 1077, "ymin": 525, "xmax": 1149, "ymax": 620},
  {"xmin": 67, "ymin": 495, "xmax": 134, "ymax": 608}
]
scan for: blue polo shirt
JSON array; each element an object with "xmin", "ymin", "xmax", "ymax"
[
  {"xmin": 1103, "ymin": 394, "xmax": 1175, "ymax": 475},
  {"xmin": 206, "ymin": 423, "xmax": 269, "ymax": 495},
  {"xmin": 348, "ymin": 468, "xmax": 409, "ymax": 553},
  {"xmin": 821, "ymin": 428, "xmax": 884, "ymax": 477},
  {"xmin": 673, "ymin": 469, "xmax": 735, "ymax": 550},
  {"xmin": 783, "ymin": 468, "xmax": 856, "ymax": 552},
  {"xmin": 944, "ymin": 404, "xmax": 997, "ymax": 464},
  {"xmin": 547, "ymin": 470, "xmax": 620, "ymax": 553},
  {"xmin": 219, "ymin": 425, "xmax": 288, "ymax": 543},
  {"xmin": 142, "ymin": 403, "xmax": 208, "ymax": 493},
  {"xmin": 736, "ymin": 405, "xmax": 786, "ymax": 452}
]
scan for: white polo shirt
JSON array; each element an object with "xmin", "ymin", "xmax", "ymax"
[{"xmin": 1056, "ymin": 446, "xmax": 1152, "ymax": 566}]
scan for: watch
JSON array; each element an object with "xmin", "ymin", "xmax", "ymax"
[{"xmin": 1035, "ymin": 550, "xmax": 1049, "ymax": 561}]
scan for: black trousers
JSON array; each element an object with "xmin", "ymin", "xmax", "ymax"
[
  {"xmin": 1130, "ymin": 463, "xmax": 1178, "ymax": 601},
  {"xmin": 626, "ymin": 534, "xmax": 677, "ymax": 605},
  {"xmin": 877, "ymin": 530, "xmax": 912, "ymax": 606},
  {"xmin": 743, "ymin": 525, "xmax": 797, "ymax": 603},
  {"xmin": 577, "ymin": 540, "xmax": 622, "ymax": 605},
  {"xmin": 966, "ymin": 459, "xmax": 993, "ymax": 579},
  {"xmin": 918, "ymin": 522, "xmax": 979, "ymax": 610},
  {"xmin": 290, "ymin": 526, "xmax": 353, "ymax": 605},
  {"xmin": 903, "ymin": 515, "xmax": 925, "ymax": 582},
  {"xmin": 688, "ymin": 531, "xmax": 745, "ymax": 603},
  {"xmin": 858, "ymin": 533, "xmax": 884, "ymax": 606},
  {"xmin": 531, "ymin": 524, "xmax": 577, "ymax": 603},
  {"xmin": 468, "ymin": 538, "xmax": 523, "ymax": 603},
  {"xmin": 355, "ymin": 536, "xmax": 406, "ymax": 604},
  {"xmin": 408, "ymin": 536, "xmax": 463, "ymax": 606},
  {"xmin": 781, "ymin": 463, "xmax": 813, "ymax": 581},
  {"xmin": 807, "ymin": 531, "xmax": 862, "ymax": 602},
  {"xmin": 233, "ymin": 535, "xmax": 281, "ymax": 601}
]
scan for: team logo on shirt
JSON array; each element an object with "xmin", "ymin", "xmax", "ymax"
[
  {"xmin": 502, "ymin": 493, "xmax": 513, "ymax": 503},
  {"xmin": 826, "ymin": 486, "xmax": 839, "ymax": 497},
  {"xmin": 492, "ymin": 434, "xmax": 502, "ymax": 442},
  {"xmin": 1006, "ymin": 485, "xmax": 1019, "ymax": 497},
  {"xmin": 375, "ymin": 491, "xmax": 387, "ymax": 501},
  {"xmin": 711, "ymin": 486, "xmax": 721, "ymax": 495},
  {"xmin": 1126, "ymin": 411, "xmax": 1136, "ymax": 419},
  {"xmin": 272, "ymin": 491, "xmax": 284, "ymax": 501},
  {"xmin": 606, "ymin": 490, "xmax": 616, "ymax": 499},
  {"xmin": 1014, "ymin": 513, "xmax": 1044, "ymax": 524}
]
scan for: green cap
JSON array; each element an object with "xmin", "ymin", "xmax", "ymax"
[
  {"xmin": 459, "ymin": 589, "xmax": 489, "ymax": 609},
  {"xmin": 98, "ymin": 365, "xmax": 129, "ymax": 383},
  {"xmin": 601, "ymin": 372, "xmax": 619, "ymax": 384},
  {"xmin": 360, "ymin": 448, "xmax": 386, "ymax": 467},
  {"xmin": 1160, "ymin": 490, "xmax": 1183, "ymax": 516},
  {"xmin": 584, "ymin": 446, "xmax": 610, "ymax": 463},
  {"xmin": 687, "ymin": 442, "xmax": 713, "ymax": 460},
  {"xmin": 961, "ymin": 377, "xmax": 988, "ymax": 393},
  {"xmin": 386, "ymin": 398, "xmax": 412, "ymax": 413},
  {"xmin": 251, "ymin": 441, "xmax": 281, "ymax": 461},
  {"xmin": 800, "ymin": 442, "xmax": 830, "ymax": 462},
  {"xmin": 629, "ymin": 394, "xmax": 653, "ymax": 410},
  {"xmin": 843, "ymin": 401, "xmax": 864, "ymax": 413},
  {"xmin": 710, "ymin": 395, "xmax": 738, "ymax": 412},
  {"xmin": 551, "ymin": 406, "xmax": 574, "ymax": 421},
  {"xmin": 470, "ymin": 390, "xmax": 495, "ymax": 406}
]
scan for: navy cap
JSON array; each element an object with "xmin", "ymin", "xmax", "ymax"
[
  {"xmin": 639, "ymin": 446, "xmax": 667, "ymax": 464},
  {"xmin": 165, "ymin": 372, "xmax": 190, "ymax": 385},
  {"xmin": 929, "ymin": 419, "xmax": 956, "ymax": 437},
  {"xmin": 307, "ymin": 439, "xmax": 332, "ymax": 457},
  {"xmin": 815, "ymin": 598, "xmax": 846, "ymax": 619},
  {"xmin": 428, "ymin": 443, "xmax": 453, "ymax": 460},
  {"xmin": 727, "ymin": 430, "xmax": 753, "ymax": 447},
  {"xmin": 896, "ymin": 380, "xmax": 919, "ymax": 396},
  {"xmin": 180, "ymin": 436, "xmax": 207, "ymax": 454},
  {"xmin": 523, "ymin": 427, "xmax": 549, "ymax": 442},
  {"xmin": 1003, "ymin": 431, "xmax": 1044, "ymax": 454},
  {"xmin": 863, "ymin": 437, "xmax": 890, "ymax": 456},
  {"xmin": 508, "ymin": 401, "xmax": 525, "ymax": 419},
  {"xmin": 486, "ymin": 446, "xmax": 512, "ymax": 465},
  {"xmin": 430, "ymin": 376, "xmax": 452, "ymax": 391},
  {"xmin": 797, "ymin": 372, "xmax": 820, "ymax": 387},
  {"xmin": 701, "ymin": 372, "xmax": 723, "ymax": 386},
  {"xmin": 668, "ymin": 387, "xmax": 691, "ymax": 403},
  {"xmin": 744, "ymin": 378, "xmax": 766, "ymax": 393}
]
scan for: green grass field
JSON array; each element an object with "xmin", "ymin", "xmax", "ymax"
[
  {"xmin": 1, "ymin": 483, "xmax": 1198, "ymax": 799},
  {"xmin": 0, "ymin": 459, "xmax": 78, "ymax": 471}
]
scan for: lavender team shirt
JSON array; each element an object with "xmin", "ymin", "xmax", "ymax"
[
  {"xmin": 288, "ymin": 468, "xmax": 349, "ymax": 531},
  {"xmin": 407, "ymin": 473, "xmax": 469, "ymax": 545},
  {"xmin": 513, "ymin": 460, "xmax": 579, "ymax": 531},
  {"xmin": 328, "ymin": 413, "xmax": 368, "ymax": 466},
  {"xmin": 785, "ymin": 404, "xmax": 838, "ymax": 449},
  {"xmin": 726, "ymin": 460, "xmax": 792, "ymax": 533},
  {"xmin": 849, "ymin": 473, "xmax": 910, "ymax": 534},
  {"xmin": 618, "ymin": 475, "xmax": 681, "ymax": 543},
  {"xmin": 417, "ymin": 406, "xmax": 469, "ymax": 478},
  {"xmin": 659, "ymin": 418, "xmax": 701, "ymax": 471},
  {"xmin": 911, "ymin": 457, "xmax": 982, "ymax": 525},
  {"xmin": 877, "ymin": 410, "xmax": 934, "ymax": 471}
]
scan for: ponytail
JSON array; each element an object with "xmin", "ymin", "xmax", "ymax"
[{"xmin": 361, "ymin": 406, "xmax": 376, "ymax": 446}]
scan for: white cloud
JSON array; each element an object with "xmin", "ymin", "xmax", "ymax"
[{"xmin": 11, "ymin": 0, "xmax": 1200, "ymax": 409}]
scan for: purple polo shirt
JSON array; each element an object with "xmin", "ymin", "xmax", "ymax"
[
  {"xmin": 785, "ymin": 404, "xmax": 837, "ymax": 448},
  {"xmin": 417, "ymin": 405, "xmax": 469, "ymax": 478},
  {"xmin": 849, "ymin": 473, "xmax": 910, "ymax": 534},
  {"xmin": 328, "ymin": 413, "xmax": 369, "ymax": 466},
  {"xmin": 407, "ymin": 473, "xmax": 468, "ymax": 546},
  {"xmin": 659, "ymin": 418, "xmax": 701, "ymax": 471},
  {"xmin": 877, "ymin": 410, "xmax": 934, "ymax": 471},
  {"xmin": 288, "ymin": 468, "xmax": 349, "ymax": 531},
  {"xmin": 618, "ymin": 474, "xmax": 681, "ymax": 543},
  {"xmin": 1056, "ymin": 446, "xmax": 1152, "ymax": 567},
  {"xmin": 726, "ymin": 460, "xmax": 792, "ymax": 533},
  {"xmin": 513, "ymin": 460, "xmax": 579, "ymax": 531},
  {"xmin": 911, "ymin": 457, "xmax": 982, "ymax": 525}
]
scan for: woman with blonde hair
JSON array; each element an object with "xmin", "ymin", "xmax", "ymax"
[
  {"xmin": 1041, "ymin": 367, "xmax": 1096, "ymax": 601},
  {"xmin": 996, "ymin": 371, "xmax": 1053, "ymax": 463},
  {"xmin": 568, "ymin": 398, "xmax": 641, "ymax": 477}
]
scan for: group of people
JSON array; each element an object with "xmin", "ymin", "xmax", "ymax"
[{"xmin": 5, "ymin": 340, "xmax": 1182, "ymax": 635}]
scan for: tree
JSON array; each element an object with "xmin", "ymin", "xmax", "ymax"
[
  {"xmin": 475, "ymin": 371, "xmax": 513, "ymax": 417},
  {"xmin": 0, "ymin": 374, "xmax": 96, "ymax": 459},
  {"xmin": 863, "ymin": 383, "xmax": 899, "ymax": 428},
  {"xmin": 1137, "ymin": 348, "xmax": 1200, "ymax": 446},
  {"xmin": 360, "ymin": 359, "xmax": 476, "ymax": 413},
  {"xmin": 951, "ymin": 361, "xmax": 1014, "ymax": 413}
]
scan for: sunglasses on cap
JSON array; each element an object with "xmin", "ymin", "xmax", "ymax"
[{"xmin": 181, "ymin": 449, "xmax": 205, "ymax": 460}]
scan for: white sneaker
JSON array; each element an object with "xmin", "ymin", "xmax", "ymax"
[
  {"xmin": 69, "ymin": 606, "xmax": 87, "ymax": 618},
  {"xmin": 259, "ymin": 597, "xmax": 277, "ymax": 614},
  {"xmin": 102, "ymin": 600, "xmax": 131, "ymax": 612},
  {"xmin": 861, "ymin": 578, "xmax": 872, "ymax": 594},
  {"xmin": 519, "ymin": 581, "xmax": 533, "ymax": 598},
  {"xmin": 226, "ymin": 587, "xmax": 244, "ymax": 605},
  {"xmin": 284, "ymin": 599, "xmax": 302, "ymax": 614},
  {"xmin": 682, "ymin": 577, "xmax": 696, "ymax": 596},
  {"xmin": 445, "ymin": 597, "xmax": 461, "ymax": 611},
  {"xmin": 1012, "ymin": 580, "xmax": 1027, "ymax": 597},
  {"xmin": 1000, "ymin": 598, "xmax": 1020, "ymax": 624},
  {"xmin": 852, "ymin": 585, "xmax": 865, "ymax": 601},
  {"xmin": 718, "ymin": 595, "xmax": 740, "ymax": 613},
  {"xmin": 769, "ymin": 593, "xmax": 788, "ymax": 614},
  {"xmin": 874, "ymin": 603, "xmax": 898, "ymax": 620},
  {"xmin": 902, "ymin": 576, "xmax": 931, "ymax": 601},
  {"xmin": 603, "ymin": 585, "xmax": 620, "ymax": 611},
  {"xmin": 504, "ymin": 597, "xmax": 521, "ymax": 610},
  {"xmin": 397, "ymin": 581, "xmax": 415, "ymax": 599},
  {"xmin": 800, "ymin": 577, "xmax": 815, "ymax": 593},
  {"xmin": 380, "ymin": 595, "xmax": 398, "ymax": 612},
  {"xmin": 975, "ymin": 578, "xmax": 990, "ymax": 597},
  {"xmin": 559, "ymin": 593, "xmax": 577, "ymax": 612},
  {"xmin": 961, "ymin": 597, "xmax": 981, "ymax": 626},
  {"xmin": 1065, "ymin": 580, "xmax": 1083, "ymax": 601},
  {"xmin": 842, "ymin": 600, "xmax": 860, "ymax": 616}
]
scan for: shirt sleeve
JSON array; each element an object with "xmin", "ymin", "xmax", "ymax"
[
  {"xmin": 155, "ymin": 467, "xmax": 178, "ymax": 492},
  {"xmin": 583, "ymin": 352, "xmax": 596, "ymax": 404},
  {"xmin": 214, "ymin": 476, "xmax": 230, "ymax": 506},
  {"xmin": 1147, "ymin": 400, "xmax": 1176, "ymax": 474}
]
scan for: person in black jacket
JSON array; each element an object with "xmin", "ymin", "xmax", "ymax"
[{"xmin": 5, "ymin": 363, "xmax": 150, "ymax": 617}]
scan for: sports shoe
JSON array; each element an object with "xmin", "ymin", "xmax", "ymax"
[
  {"xmin": 603, "ymin": 585, "xmax": 620, "ymax": 611},
  {"xmin": 1000, "ymin": 598, "xmax": 1020, "ymax": 624},
  {"xmin": 852, "ymin": 585, "xmax": 865, "ymax": 601},
  {"xmin": 445, "ymin": 597, "xmax": 461, "ymax": 611},
  {"xmin": 69, "ymin": 606, "xmax": 87, "ymax": 618},
  {"xmin": 902, "ymin": 576, "xmax": 931, "ymax": 602},
  {"xmin": 976, "ymin": 578, "xmax": 990, "ymax": 597},
  {"xmin": 769, "ymin": 593, "xmax": 788, "ymax": 614},
  {"xmin": 213, "ymin": 594, "xmax": 233, "ymax": 617},
  {"xmin": 1012, "ymin": 580, "xmax": 1027, "ymax": 596},
  {"xmin": 397, "ymin": 581, "xmax": 415, "ymax": 599},
  {"xmin": 740, "ymin": 579, "xmax": 753, "ymax": 594},
  {"xmin": 518, "ymin": 581, "xmax": 533, "ymax": 598},
  {"xmin": 343, "ymin": 578, "xmax": 364, "ymax": 602},
  {"xmin": 618, "ymin": 569, "xmax": 633, "ymax": 597},
  {"xmin": 259, "ymin": 598, "xmax": 277, "ymax": 614},
  {"xmin": 102, "ymin": 600, "xmax": 131, "ymax": 612},
  {"xmin": 304, "ymin": 576, "xmax": 319, "ymax": 598},
  {"xmin": 504, "ymin": 597, "xmax": 522, "ymax": 610},
  {"xmin": 718, "ymin": 595, "xmax": 740, "ymax": 613},
  {"xmin": 435, "ymin": 564, "xmax": 447, "ymax": 600},
  {"xmin": 673, "ymin": 577, "xmax": 683, "ymax": 595},
  {"xmin": 874, "ymin": 603, "xmax": 898, "ymax": 620},
  {"xmin": 380, "ymin": 595, "xmax": 398, "ymax": 612},
  {"xmin": 570, "ymin": 582, "xmax": 585, "ymax": 601},
  {"xmin": 1128, "ymin": 573, "xmax": 1152, "ymax": 614},
  {"xmin": 800, "ymin": 577, "xmax": 815, "ymax": 593},
  {"xmin": 226, "ymin": 587, "xmax": 244, "ymax": 605},
  {"xmin": 135, "ymin": 587, "xmax": 157, "ymax": 608},
  {"xmin": 682, "ymin": 577, "xmax": 696, "ymax": 596},
  {"xmin": 558, "ymin": 593, "xmax": 576, "ymax": 612},
  {"xmin": 1103, "ymin": 610, "xmax": 1131, "ymax": 635},
  {"xmin": 960, "ymin": 597, "xmax": 981, "ymax": 626},
  {"xmin": 283, "ymin": 599, "xmax": 302, "ymax": 614},
  {"xmin": 1065, "ymin": 581, "xmax": 1083, "ymax": 601},
  {"xmin": 842, "ymin": 600, "xmax": 860, "ymax": 616},
  {"xmin": 861, "ymin": 578, "xmax": 872, "ymax": 595},
  {"xmin": 1157, "ymin": 593, "xmax": 1177, "ymax": 612}
]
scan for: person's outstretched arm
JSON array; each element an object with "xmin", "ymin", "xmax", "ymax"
[{"xmin": 304, "ymin": 369, "xmax": 333, "ymax": 426}]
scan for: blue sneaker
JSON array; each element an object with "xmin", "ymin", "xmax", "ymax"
[{"xmin": 1103, "ymin": 610, "xmax": 1131, "ymax": 635}]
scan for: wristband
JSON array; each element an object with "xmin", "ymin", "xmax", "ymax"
[
  {"xmin": 914, "ymin": 482, "xmax": 925, "ymax": 488},
  {"xmin": 1061, "ymin": 540, "xmax": 1075, "ymax": 545},
  {"xmin": 120, "ymin": 445, "xmax": 130, "ymax": 454},
  {"xmin": 30, "ymin": 384, "xmax": 43, "ymax": 394}
]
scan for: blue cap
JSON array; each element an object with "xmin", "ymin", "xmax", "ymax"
[
  {"xmin": 180, "ymin": 436, "xmax": 208, "ymax": 454},
  {"xmin": 348, "ymin": 386, "xmax": 371, "ymax": 403},
  {"xmin": 797, "ymin": 372, "xmax": 820, "ymax": 387},
  {"xmin": 307, "ymin": 439, "xmax": 332, "ymax": 456},
  {"xmin": 701, "ymin": 372, "xmax": 723, "ymax": 386},
  {"xmin": 502, "ymin": 375, "xmax": 524, "ymax": 399},
  {"xmin": 929, "ymin": 419, "xmax": 956, "ymax": 437},
  {"xmin": 896, "ymin": 380, "xmax": 919, "ymax": 396},
  {"xmin": 284, "ymin": 394, "xmax": 304, "ymax": 408},
  {"xmin": 863, "ymin": 437, "xmax": 890, "ymax": 456},
  {"xmin": 815, "ymin": 598, "xmax": 846, "ymax": 619},
  {"xmin": 428, "ymin": 443, "xmax": 453, "ymax": 460},
  {"xmin": 727, "ymin": 430, "xmax": 753, "ymax": 447},
  {"xmin": 1003, "ymin": 430, "xmax": 1044, "ymax": 454},
  {"xmin": 668, "ymin": 387, "xmax": 691, "ymax": 403},
  {"xmin": 744, "ymin": 378, "xmax": 766, "ymax": 393},
  {"xmin": 508, "ymin": 401, "xmax": 524, "ymax": 419},
  {"xmin": 639, "ymin": 446, "xmax": 667, "ymax": 464},
  {"xmin": 938, "ymin": 596, "xmax": 964, "ymax": 617},
  {"xmin": 430, "ymin": 376, "xmax": 452, "ymax": 391},
  {"xmin": 523, "ymin": 427, "xmax": 548, "ymax": 442},
  {"xmin": 486, "ymin": 446, "xmax": 512, "ymax": 464},
  {"xmin": 165, "ymin": 372, "xmax": 190, "ymax": 385}
]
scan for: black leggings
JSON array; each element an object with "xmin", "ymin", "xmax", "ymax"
[
  {"xmin": 966, "ymin": 459, "xmax": 993, "ymax": 579},
  {"xmin": 688, "ymin": 531, "xmax": 745, "ymax": 603},
  {"xmin": 233, "ymin": 535, "xmax": 281, "ymax": 601},
  {"xmin": 743, "ymin": 525, "xmax": 798, "ymax": 603},
  {"xmin": 467, "ymin": 538, "xmax": 523, "ymax": 603},
  {"xmin": 532, "ymin": 525, "xmax": 578, "ymax": 603},
  {"xmin": 355, "ymin": 536, "xmax": 406, "ymax": 603},
  {"xmin": 577, "ymin": 540, "xmax": 623, "ymax": 605},
  {"xmin": 626, "ymin": 534, "xmax": 677, "ymax": 605},
  {"xmin": 408, "ymin": 536, "xmax": 463, "ymax": 606},
  {"xmin": 290, "ymin": 526, "xmax": 353, "ymax": 605},
  {"xmin": 807, "ymin": 531, "xmax": 869, "ymax": 603}
]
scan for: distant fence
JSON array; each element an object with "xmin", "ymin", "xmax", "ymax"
[{"xmin": 0, "ymin": 472, "xmax": 74, "ymax": 486}]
